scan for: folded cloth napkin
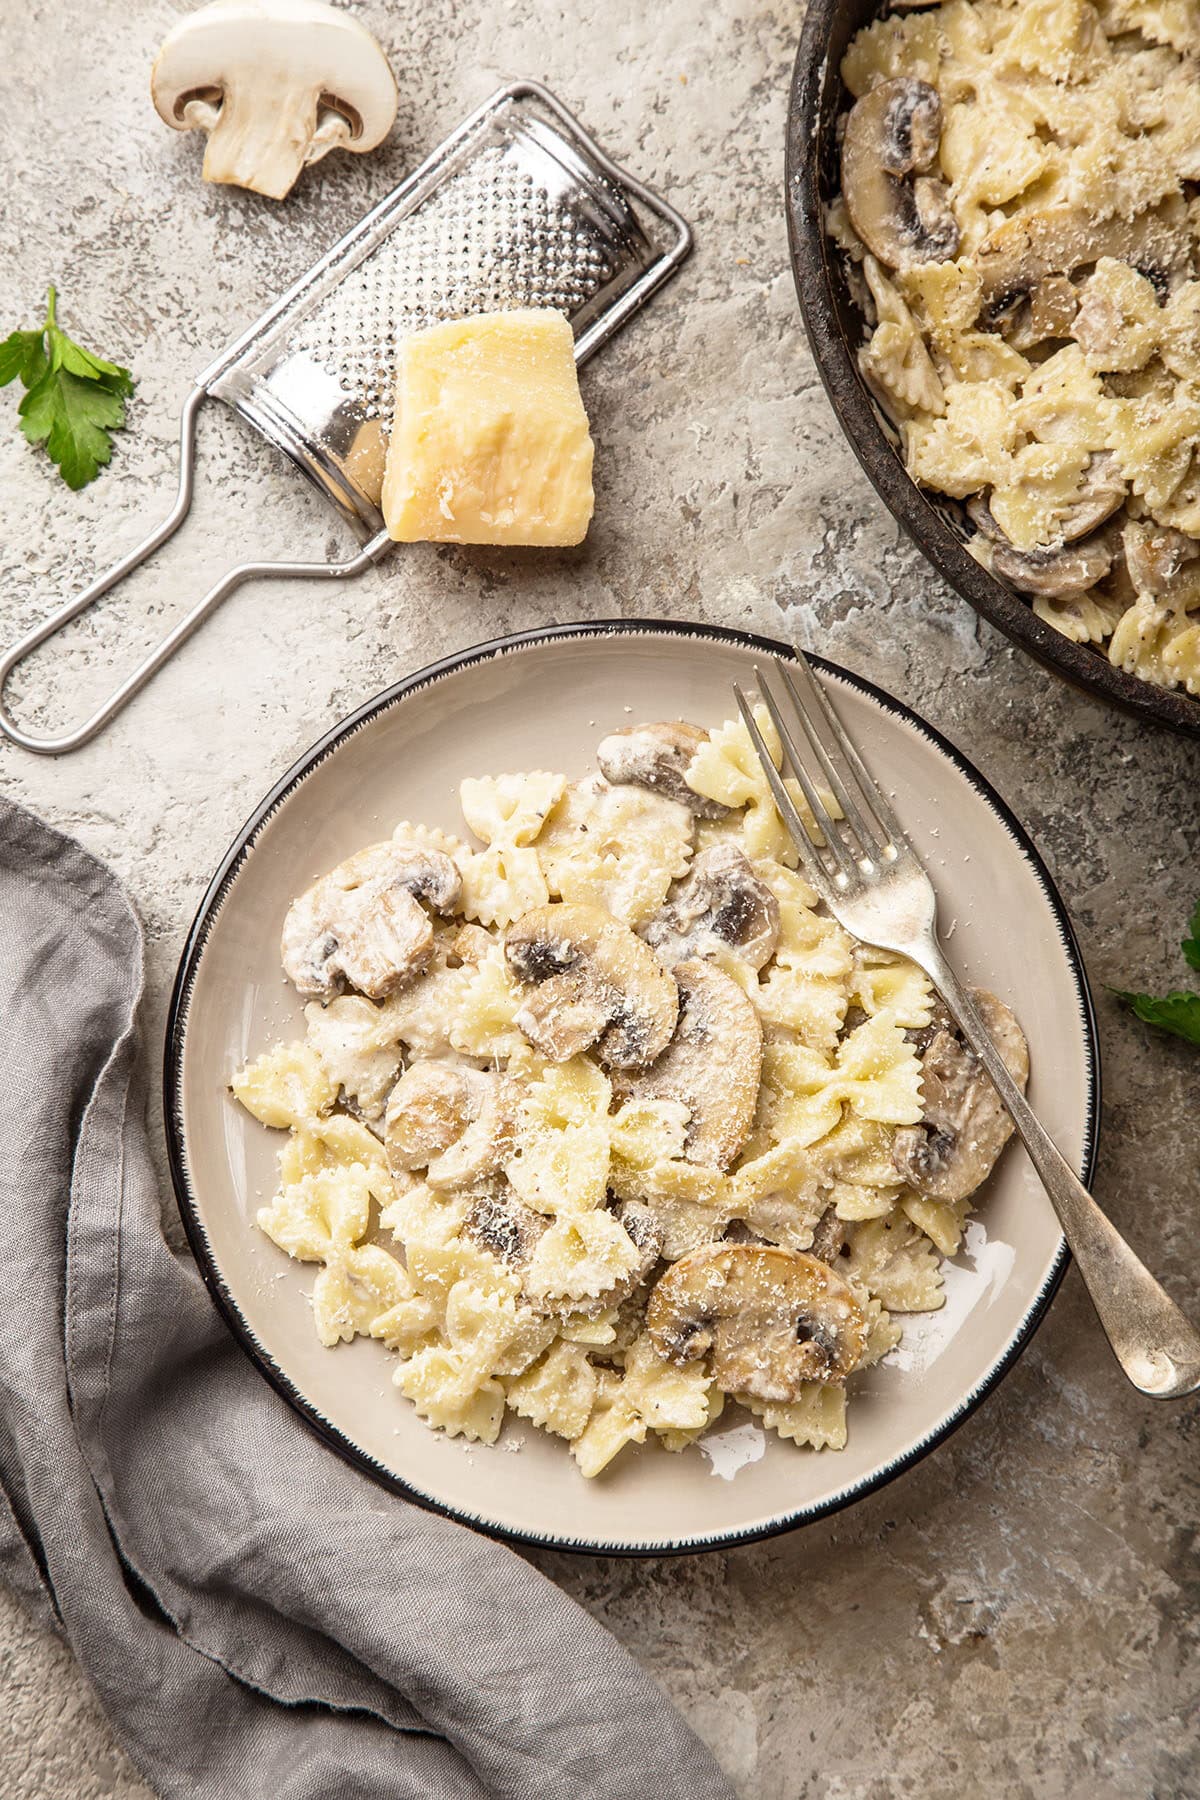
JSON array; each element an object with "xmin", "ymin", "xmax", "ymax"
[{"xmin": 0, "ymin": 796, "xmax": 735, "ymax": 1800}]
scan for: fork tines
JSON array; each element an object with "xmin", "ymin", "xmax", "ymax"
[{"xmin": 733, "ymin": 644, "xmax": 909, "ymax": 900}]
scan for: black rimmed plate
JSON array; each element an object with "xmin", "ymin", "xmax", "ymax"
[
  {"xmin": 165, "ymin": 621, "xmax": 1098, "ymax": 1555},
  {"xmin": 786, "ymin": 0, "xmax": 1200, "ymax": 740}
]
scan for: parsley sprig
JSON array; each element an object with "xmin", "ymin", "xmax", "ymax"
[
  {"xmin": 0, "ymin": 285, "xmax": 134, "ymax": 489},
  {"xmin": 1112, "ymin": 899, "xmax": 1200, "ymax": 1047}
]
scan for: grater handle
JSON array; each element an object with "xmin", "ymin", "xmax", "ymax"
[{"xmin": 0, "ymin": 390, "xmax": 392, "ymax": 756}]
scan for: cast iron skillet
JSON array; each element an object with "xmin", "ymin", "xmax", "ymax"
[{"xmin": 785, "ymin": 0, "xmax": 1200, "ymax": 740}]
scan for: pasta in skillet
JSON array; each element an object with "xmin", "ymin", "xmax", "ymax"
[
  {"xmin": 829, "ymin": 0, "xmax": 1200, "ymax": 697},
  {"xmin": 231, "ymin": 710, "xmax": 1029, "ymax": 1475}
]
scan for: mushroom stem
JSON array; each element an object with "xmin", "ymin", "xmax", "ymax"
[{"xmin": 199, "ymin": 78, "xmax": 323, "ymax": 199}]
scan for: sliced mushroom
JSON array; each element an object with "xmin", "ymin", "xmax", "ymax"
[
  {"xmin": 463, "ymin": 1187, "xmax": 548, "ymax": 1265},
  {"xmin": 1000, "ymin": 274, "xmax": 1080, "ymax": 351},
  {"xmin": 974, "ymin": 199, "xmax": 1194, "ymax": 309},
  {"xmin": 384, "ymin": 1061, "xmax": 513, "ymax": 1190},
  {"xmin": 1123, "ymin": 518, "xmax": 1200, "ymax": 599},
  {"xmin": 841, "ymin": 78, "xmax": 960, "ymax": 270},
  {"xmin": 621, "ymin": 959, "xmax": 762, "ymax": 1170},
  {"xmin": 809, "ymin": 1205, "xmax": 849, "ymax": 1266},
  {"xmin": 505, "ymin": 903, "xmax": 679, "ymax": 1068},
  {"xmin": 596, "ymin": 721, "xmax": 729, "ymax": 819},
  {"xmin": 970, "ymin": 454, "xmax": 1126, "ymax": 565},
  {"xmin": 647, "ymin": 1244, "xmax": 868, "ymax": 1399},
  {"xmin": 281, "ymin": 840, "xmax": 462, "ymax": 1001},
  {"xmin": 645, "ymin": 845, "xmax": 781, "ymax": 971},
  {"xmin": 969, "ymin": 498, "xmax": 1120, "ymax": 597},
  {"xmin": 892, "ymin": 989, "xmax": 1029, "ymax": 1204},
  {"xmin": 463, "ymin": 1191, "xmax": 660, "ymax": 1318}
]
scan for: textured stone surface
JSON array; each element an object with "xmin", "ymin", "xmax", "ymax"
[{"xmin": 1, "ymin": 1, "xmax": 1198, "ymax": 1796}]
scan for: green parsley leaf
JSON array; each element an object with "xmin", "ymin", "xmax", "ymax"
[
  {"xmin": 0, "ymin": 285, "xmax": 133, "ymax": 487},
  {"xmin": 0, "ymin": 329, "xmax": 49, "ymax": 389},
  {"xmin": 1182, "ymin": 898, "xmax": 1200, "ymax": 974},
  {"xmin": 18, "ymin": 366, "xmax": 127, "ymax": 489},
  {"xmin": 1112, "ymin": 990, "xmax": 1200, "ymax": 1047}
]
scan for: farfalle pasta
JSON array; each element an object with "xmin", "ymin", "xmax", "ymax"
[
  {"xmin": 831, "ymin": 0, "xmax": 1200, "ymax": 698},
  {"xmin": 232, "ymin": 710, "xmax": 1028, "ymax": 1475}
]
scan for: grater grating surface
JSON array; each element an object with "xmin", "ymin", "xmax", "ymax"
[
  {"xmin": 0, "ymin": 79, "xmax": 691, "ymax": 754},
  {"xmin": 200, "ymin": 83, "xmax": 688, "ymax": 536}
]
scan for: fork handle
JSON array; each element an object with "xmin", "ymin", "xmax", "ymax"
[{"xmin": 915, "ymin": 939, "xmax": 1200, "ymax": 1400}]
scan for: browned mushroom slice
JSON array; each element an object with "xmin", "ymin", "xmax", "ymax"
[
  {"xmin": 809, "ymin": 1204, "xmax": 848, "ymax": 1266},
  {"xmin": 1123, "ymin": 518, "xmax": 1200, "ymax": 599},
  {"xmin": 647, "ymin": 1244, "xmax": 867, "ymax": 1399},
  {"xmin": 505, "ymin": 903, "xmax": 679, "ymax": 1069},
  {"xmin": 841, "ymin": 78, "xmax": 959, "ymax": 270},
  {"xmin": 463, "ymin": 1188, "xmax": 548, "ymax": 1265},
  {"xmin": 892, "ymin": 989, "xmax": 1029, "ymax": 1205},
  {"xmin": 974, "ymin": 199, "xmax": 1194, "ymax": 309},
  {"xmin": 464, "ymin": 1191, "xmax": 661, "ymax": 1319},
  {"xmin": 622, "ymin": 959, "xmax": 762, "ymax": 1170},
  {"xmin": 969, "ymin": 496, "xmax": 1120, "ymax": 597},
  {"xmin": 281, "ymin": 840, "xmax": 462, "ymax": 1001},
  {"xmin": 596, "ymin": 721, "xmax": 730, "ymax": 818},
  {"xmin": 384, "ymin": 1061, "xmax": 513, "ymax": 1190},
  {"xmin": 646, "ymin": 845, "xmax": 781, "ymax": 971}
]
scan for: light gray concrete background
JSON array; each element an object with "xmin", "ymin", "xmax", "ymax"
[{"xmin": 1, "ymin": 1, "xmax": 1198, "ymax": 1795}]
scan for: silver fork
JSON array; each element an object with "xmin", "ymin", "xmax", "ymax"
[{"xmin": 735, "ymin": 647, "xmax": 1200, "ymax": 1401}]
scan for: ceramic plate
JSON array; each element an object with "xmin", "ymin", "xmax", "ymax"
[{"xmin": 165, "ymin": 622, "xmax": 1099, "ymax": 1555}]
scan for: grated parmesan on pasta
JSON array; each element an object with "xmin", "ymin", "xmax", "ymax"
[
  {"xmin": 832, "ymin": 0, "xmax": 1200, "ymax": 698},
  {"xmin": 230, "ymin": 713, "xmax": 1026, "ymax": 1474}
]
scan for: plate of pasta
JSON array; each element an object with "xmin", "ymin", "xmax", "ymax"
[
  {"xmin": 788, "ymin": 0, "xmax": 1200, "ymax": 737},
  {"xmin": 165, "ymin": 622, "xmax": 1098, "ymax": 1553}
]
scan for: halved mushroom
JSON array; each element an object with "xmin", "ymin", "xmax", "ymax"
[
  {"xmin": 505, "ymin": 903, "xmax": 679, "ymax": 1068},
  {"xmin": 596, "ymin": 721, "xmax": 729, "ymax": 819},
  {"xmin": 841, "ymin": 78, "xmax": 960, "ymax": 270},
  {"xmin": 384, "ymin": 1061, "xmax": 513, "ymax": 1190},
  {"xmin": 621, "ymin": 959, "xmax": 762, "ymax": 1169},
  {"xmin": 647, "ymin": 1244, "xmax": 867, "ymax": 1399},
  {"xmin": 281, "ymin": 840, "xmax": 462, "ymax": 1001},
  {"xmin": 974, "ymin": 199, "xmax": 1194, "ymax": 310},
  {"xmin": 151, "ymin": 0, "xmax": 398, "ymax": 201},
  {"xmin": 646, "ymin": 845, "xmax": 781, "ymax": 971},
  {"xmin": 892, "ymin": 989, "xmax": 1029, "ymax": 1204}
]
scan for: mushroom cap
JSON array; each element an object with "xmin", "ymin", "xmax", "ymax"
[
  {"xmin": 892, "ymin": 989, "xmax": 1029, "ymax": 1204},
  {"xmin": 647, "ymin": 1244, "xmax": 868, "ymax": 1399},
  {"xmin": 281, "ymin": 840, "xmax": 461, "ymax": 1001},
  {"xmin": 621, "ymin": 958, "xmax": 762, "ymax": 1170},
  {"xmin": 646, "ymin": 844, "xmax": 781, "ymax": 971},
  {"xmin": 385, "ymin": 1060, "xmax": 513, "ymax": 1191},
  {"xmin": 505, "ymin": 903, "xmax": 679, "ymax": 1069},
  {"xmin": 841, "ymin": 78, "xmax": 959, "ymax": 270},
  {"xmin": 596, "ymin": 721, "xmax": 729, "ymax": 818}
]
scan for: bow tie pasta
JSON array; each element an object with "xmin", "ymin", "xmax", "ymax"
[
  {"xmin": 830, "ymin": 0, "xmax": 1200, "ymax": 699},
  {"xmin": 231, "ymin": 709, "xmax": 1028, "ymax": 1474}
]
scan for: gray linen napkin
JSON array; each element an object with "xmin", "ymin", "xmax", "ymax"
[{"xmin": 0, "ymin": 795, "xmax": 735, "ymax": 1800}]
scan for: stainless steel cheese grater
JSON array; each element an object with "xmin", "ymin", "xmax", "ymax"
[{"xmin": 0, "ymin": 81, "xmax": 691, "ymax": 754}]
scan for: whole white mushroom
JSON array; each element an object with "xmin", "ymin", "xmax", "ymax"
[{"xmin": 151, "ymin": 0, "xmax": 398, "ymax": 201}]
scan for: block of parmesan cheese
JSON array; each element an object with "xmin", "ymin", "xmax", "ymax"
[{"xmin": 382, "ymin": 309, "xmax": 595, "ymax": 546}]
